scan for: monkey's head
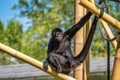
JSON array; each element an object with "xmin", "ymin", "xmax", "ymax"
[{"xmin": 51, "ymin": 28, "xmax": 63, "ymax": 41}]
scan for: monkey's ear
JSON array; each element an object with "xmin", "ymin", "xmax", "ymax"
[{"xmin": 51, "ymin": 30, "xmax": 56, "ymax": 36}]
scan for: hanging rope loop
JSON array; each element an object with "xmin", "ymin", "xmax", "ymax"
[{"xmin": 99, "ymin": 8, "xmax": 104, "ymax": 18}]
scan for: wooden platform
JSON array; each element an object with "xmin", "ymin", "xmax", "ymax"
[{"xmin": 0, "ymin": 57, "xmax": 114, "ymax": 79}]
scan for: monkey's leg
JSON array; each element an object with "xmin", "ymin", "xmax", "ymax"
[
  {"xmin": 47, "ymin": 54, "xmax": 63, "ymax": 73},
  {"xmin": 43, "ymin": 60, "xmax": 49, "ymax": 70}
]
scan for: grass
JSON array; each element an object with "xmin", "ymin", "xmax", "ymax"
[{"xmin": 90, "ymin": 75, "xmax": 108, "ymax": 80}]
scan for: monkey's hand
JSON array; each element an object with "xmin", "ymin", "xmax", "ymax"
[
  {"xmin": 55, "ymin": 50, "xmax": 63, "ymax": 55},
  {"xmin": 43, "ymin": 61, "xmax": 49, "ymax": 70}
]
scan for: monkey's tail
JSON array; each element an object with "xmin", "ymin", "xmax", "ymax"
[{"xmin": 73, "ymin": 16, "xmax": 98, "ymax": 68}]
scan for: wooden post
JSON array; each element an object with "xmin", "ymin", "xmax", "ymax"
[
  {"xmin": 83, "ymin": 11, "xmax": 92, "ymax": 80},
  {"xmin": 79, "ymin": 0, "xmax": 120, "ymax": 31},
  {"xmin": 83, "ymin": 1, "xmax": 92, "ymax": 79},
  {"xmin": 83, "ymin": 8, "xmax": 88, "ymax": 80},
  {"xmin": 0, "ymin": 43, "xmax": 75, "ymax": 80},
  {"xmin": 112, "ymin": 33, "xmax": 120, "ymax": 80},
  {"xmin": 74, "ymin": 0, "xmax": 84, "ymax": 80},
  {"xmin": 83, "ymin": 1, "xmax": 93, "ymax": 80}
]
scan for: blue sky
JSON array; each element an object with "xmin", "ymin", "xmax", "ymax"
[{"xmin": 0, "ymin": 0, "xmax": 30, "ymax": 31}]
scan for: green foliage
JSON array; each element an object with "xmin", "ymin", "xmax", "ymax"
[
  {"xmin": 108, "ymin": 2, "xmax": 120, "ymax": 21},
  {"xmin": 0, "ymin": 21, "xmax": 11, "ymax": 65},
  {"xmin": 0, "ymin": 20, "xmax": 23, "ymax": 65},
  {"xmin": 6, "ymin": 19, "xmax": 23, "ymax": 49},
  {"xmin": 90, "ymin": 74, "xmax": 108, "ymax": 80},
  {"xmin": 0, "ymin": 21, "xmax": 5, "ymax": 43}
]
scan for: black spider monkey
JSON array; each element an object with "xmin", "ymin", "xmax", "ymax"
[
  {"xmin": 43, "ymin": 12, "xmax": 99, "ymax": 74},
  {"xmin": 43, "ymin": 12, "xmax": 92, "ymax": 71}
]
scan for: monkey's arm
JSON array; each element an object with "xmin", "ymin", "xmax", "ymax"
[
  {"xmin": 43, "ymin": 39, "xmax": 53, "ymax": 70},
  {"xmin": 64, "ymin": 12, "xmax": 92, "ymax": 39},
  {"xmin": 56, "ymin": 12, "xmax": 92, "ymax": 53},
  {"xmin": 47, "ymin": 38, "xmax": 53, "ymax": 54},
  {"xmin": 74, "ymin": 16, "xmax": 98, "ymax": 65},
  {"xmin": 55, "ymin": 41, "xmax": 66, "ymax": 54}
]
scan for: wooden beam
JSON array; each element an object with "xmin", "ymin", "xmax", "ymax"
[
  {"xmin": 74, "ymin": 0, "xmax": 84, "ymax": 80},
  {"xmin": 0, "ymin": 43, "xmax": 75, "ymax": 80},
  {"xmin": 112, "ymin": 34, "xmax": 120, "ymax": 80},
  {"xmin": 79, "ymin": 0, "xmax": 120, "ymax": 31},
  {"xmin": 0, "ymin": 57, "xmax": 115, "ymax": 79}
]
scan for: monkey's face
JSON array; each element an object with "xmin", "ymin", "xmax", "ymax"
[
  {"xmin": 55, "ymin": 31, "xmax": 63, "ymax": 41},
  {"xmin": 52, "ymin": 28, "xmax": 63, "ymax": 41}
]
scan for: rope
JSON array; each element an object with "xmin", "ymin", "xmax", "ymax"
[
  {"xmin": 99, "ymin": 8, "xmax": 104, "ymax": 18},
  {"xmin": 103, "ymin": 1, "xmax": 111, "ymax": 80},
  {"xmin": 98, "ymin": 1, "xmax": 111, "ymax": 80}
]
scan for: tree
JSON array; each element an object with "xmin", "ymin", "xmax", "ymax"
[
  {"xmin": 6, "ymin": 19, "xmax": 23, "ymax": 51},
  {"xmin": 0, "ymin": 21, "xmax": 11, "ymax": 65},
  {"xmin": 0, "ymin": 19, "xmax": 24, "ymax": 65}
]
